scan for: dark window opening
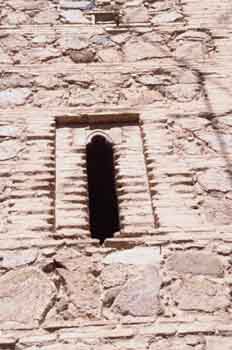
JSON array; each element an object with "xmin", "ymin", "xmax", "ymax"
[{"xmin": 87, "ymin": 135, "xmax": 120, "ymax": 243}]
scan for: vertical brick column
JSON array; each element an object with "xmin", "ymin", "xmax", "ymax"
[
  {"xmin": 56, "ymin": 126, "xmax": 89, "ymax": 238},
  {"xmin": 142, "ymin": 119, "xmax": 203, "ymax": 228},
  {"xmin": 115, "ymin": 124, "xmax": 154, "ymax": 235},
  {"xmin": 9, "ymin": 115, "xmax": 55, "ymax": 237}
]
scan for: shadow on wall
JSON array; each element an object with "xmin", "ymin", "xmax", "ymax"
[
  {"xmin": 181, "ymin": 62, "xmax": 232, "ymax": 186},
  {"xmin": 86, "ymin": 134, "xmax": 120, "ymax": 243},
  {"xmin": 157, "ymin": 28, "xmax": 232, "ymax": 186}
]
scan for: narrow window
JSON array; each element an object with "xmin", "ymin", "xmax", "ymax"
[{"xmin": 87, "ymin": 135, "xmax": 120, "ymax": 243}]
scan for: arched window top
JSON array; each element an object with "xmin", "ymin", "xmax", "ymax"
[
  {"xmin": 86, "ymin": 132, "xmax": 120, "ymax": 244},
  {"xmin": 86, "ymin": 130, "xmax": 113, "ymax": 145}
]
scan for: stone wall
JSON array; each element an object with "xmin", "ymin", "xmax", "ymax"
[{"xmin": 0, "ymin": 0, "xmax": 232, "ymax": 349}]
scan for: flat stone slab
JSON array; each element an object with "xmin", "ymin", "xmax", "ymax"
[
  {"xmin": 0, "ymin": 249, "xmax": 38, "ymax": 269},
  {"xmin": 104, "ymin": 247, "xmax": 161, "ymax": 266}
]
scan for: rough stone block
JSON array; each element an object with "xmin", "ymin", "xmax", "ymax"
[
  {"xmin": 166, "ymin": 252, "xmax": 223, "ymax": 277},
  {"xmin": 173, "ymin": 277, "xmax": 230, "ymax": 312},
  {"xmin": 0, "ymin": 268, "xmax": 56, "ymax": 326}
]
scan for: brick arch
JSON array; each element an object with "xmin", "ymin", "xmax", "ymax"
[{"xmin": 86, "ymin": 130, "xmax": 113, "ymax": 145}]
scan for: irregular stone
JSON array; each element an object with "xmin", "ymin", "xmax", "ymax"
[
  {"xmin": 216, "ymin": 244, "xmax": 232, "ymax": 255},
  {"xmin": 60, "ymin": 34, "xmax": 89, "ymax": 51},
  {"xmin": 101, "ymin": 264, "xmax": 128, "ymax": 289},
  {"xmin": 166, "ymin": 252, "xmax": 223, "ymax": 277},
  {"xmin": 0, "ymin": 249, "xmax": 38, "ymax": 269},
  {"xmin": 220, "ymin": 115, "xmax": 232, "ymax": 127},
  {"xmin": 97, "ymin": 47, "xmax": 123, "ymax": 63},
  {"xmin": 166, "ymin": 83, "xmax": 201, "ymax": 102},
  {"xmin": 198, "ymin": 168, "xmax": 231, "ymax": 192},
  {"xmin": 33, "ymin": 9, "xmax": 59, "ymax": 24},
  {"xmin": 34, "ymin": 89, "xmax": 65, "ymax": 108},
  {"xmin": 206, "ymin": 337, "xmax": 232, "ymax": 350},
  {"xmin": 124, "ymin": 40, "xmax": 170, "ymax": 61},
  {"xmin": 120, "ymin": 84, "xmax": 156, "ymax": 105},
  {"xmin": 196, "ymin": 132, "xmax": 232, "ymax": 152},
  {"xmin": 35, "ymin": 74, "xmax": 59, "ymax": 89},
  {"xmin": 60, "ymin": 0, "xmax": 93, "ymax": 10},
  {"xmin": 176, "ymin": 30, "xmax": 212, "ymax": 42},
  {"xmin": 203, "ymin": 194, "xmax": 232, "ymax": 225},
  {"xmin": 122, "ymin": 6, "xmax": 149, "ymax": 23},
  {"xmin": 5, "ymin": 11, "xmax": 28, "ymax": 25},
  {"xmin": 174, "ymin": 277, "xmax": 230, "ymax": 312},
  {"xmin": 1, "ymin": 34, "xmax": 28, "ymax": 51},
  {"xmin": 103, "ymin": 286, "xmax": 121, "ymax": 307},
  {"xmin": 0, "ymin": 47, "xmax": 12, "ymax": 64},
  {"xmin": 185, "ymin": 335, "xmax": 203, "ymax": 346},
  {"xmin": 0, "ymin": 268, "xmax": 56, "ymax": 325},
  {"xmin": 63, "ymin": 73, "xmax": 93, "ymax": 87},
  {"xmin": 57, "ymin": 257, "xmax": 101, "ymax": 319},
  {"xmin": 111, "ymin": 33, "xmax": 131, "ymax": 45},
  {"xmin": 6, "ymin": 0, "xmax": 46, "ymax": 11},
  {"xmin": 68, "ymin": 87, "xmax": 104, "ymax": 106},
  {"xmin": 136, "ymin": 72, "xmax": 172, "ymax": 86},
  {"xmin": 150, "ymin": 338, "xmax": 193, "ymax": 350},
  {"xmin": 0, "ymin": 88, "xmax": 32, "ymax": 108},
  {"xmin": 113, "ymin": 266, "xmax": 161, "ymax": 317},
  {"xmin": 31, "ymin": 33, "xmax": 56, "ymax": 45},
  {"xmin": 175, "ymin": 41, "xmax": 206, "ymax": 61},
  {"xmin": 91, "ymin": 35, "xmax": 114, "ymax": 47},
  {"xmin": 0, "ymin": 139, "xmax": 23, "ymax": 160},
  {"xmin": 60, "ymin": 9, "xmax": 89, "ymax": 23},
  {"xmin": 26, "ymin": 48, "xmax": 60, "ymax": 63},
  {"xmin": 69, "ymin": 49, "xmax": 96, "ymax": 63},
  {"xmin": 38, "ymin": 345, "xmax": 88, "ymax": 350},
  {"xmin": 104, "ymin": 247, "xmax": 160, "ymax": 266},
  {"xmin": 0, "ymin": 72, "xmax": 33, "ymax": 89},
  {"xmin": 19, "ymin": 334, "xmax": 56, "ymax": 347},
  {"xmin": 151, "ymin": 10, "xmax": 184, "ymax": 25}
]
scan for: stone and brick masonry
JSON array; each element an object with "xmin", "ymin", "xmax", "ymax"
[{"xmin": 0, "ymin": 0, "xmax": 232, "ymax": 349}]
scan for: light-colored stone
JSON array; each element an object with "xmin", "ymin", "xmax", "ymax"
[
  {"xmin": 0, "ymin": 249, "xmax": 38, "ymax": 269},
  {"xmin": 166, "ymin": 252, "xmax": 223, "ymax": 277},
  {"xmin": 38, "ymin": 345, "xmax": 88, "ymax": 350},
  {"xmin": 0, "ymin": 47, "xmax": 12, "ymax": 64},
  {"xmin": 150, "ymin": 338, "xmax": 192, "ymax": 350},
  {"xmin": 206, "ymin": 336, "xmax": 232, "ymax": 350},
  {"xmin": 97, "ymin": 47, "xmax": 123, "ymax": 63},
  {"xmin": 173, "ymin": 277, "xmax": 230, "ymax": 312},
  {"xmin": 56, "ymin": 257, "xmax": 101, "ymax": 320},
  {"xmin": 0, "ymin": 268, "xmax": 56, "ymax": 325},
  {"xmin": 0, "ymin": 139, "xmax": 23, "ymax": 160},
  {"xmin": 60, "ymin": 9, "xmax": 89, "ymax": 23},
  {"xmin": 104, "ymin": 247, "xmax": 160, "ymax": 266},
  {"xmin": 0, "ymin": 88, "xmax": 32, "ymax": 108},
  {"xmin": 198, "ymin": 168, "xmax": 231, "ymax": 193},
  {"xmin": 113, "ymin": 266, "xmax": 161, "ymax": 317},
  {"xmin": 101, "ymin": 264, "xmax": 128, "ymax": 289},
  {"xmin": 122, "ymin": 6, "xmax": 149, "ymax": 23},
  {"xmin": 151, "ymin": 10, "xmax": 183, "ymax": 25},
  {"xmin": 124, "ymin": 41, "xmax": 169, "ymax": 61}
]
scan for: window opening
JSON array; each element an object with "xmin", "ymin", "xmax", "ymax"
[{"xmin": 86, "ymin": 134, "xmax": 120, "ymax": 243}]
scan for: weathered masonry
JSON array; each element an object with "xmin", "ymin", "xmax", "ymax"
[
  {"xmin": 0, "ymin": 0, "xmax": 232, "ymax": 349},
  {"xmin": 56, "ymin": 116, "xmax": 154, "ymax": 240}
]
